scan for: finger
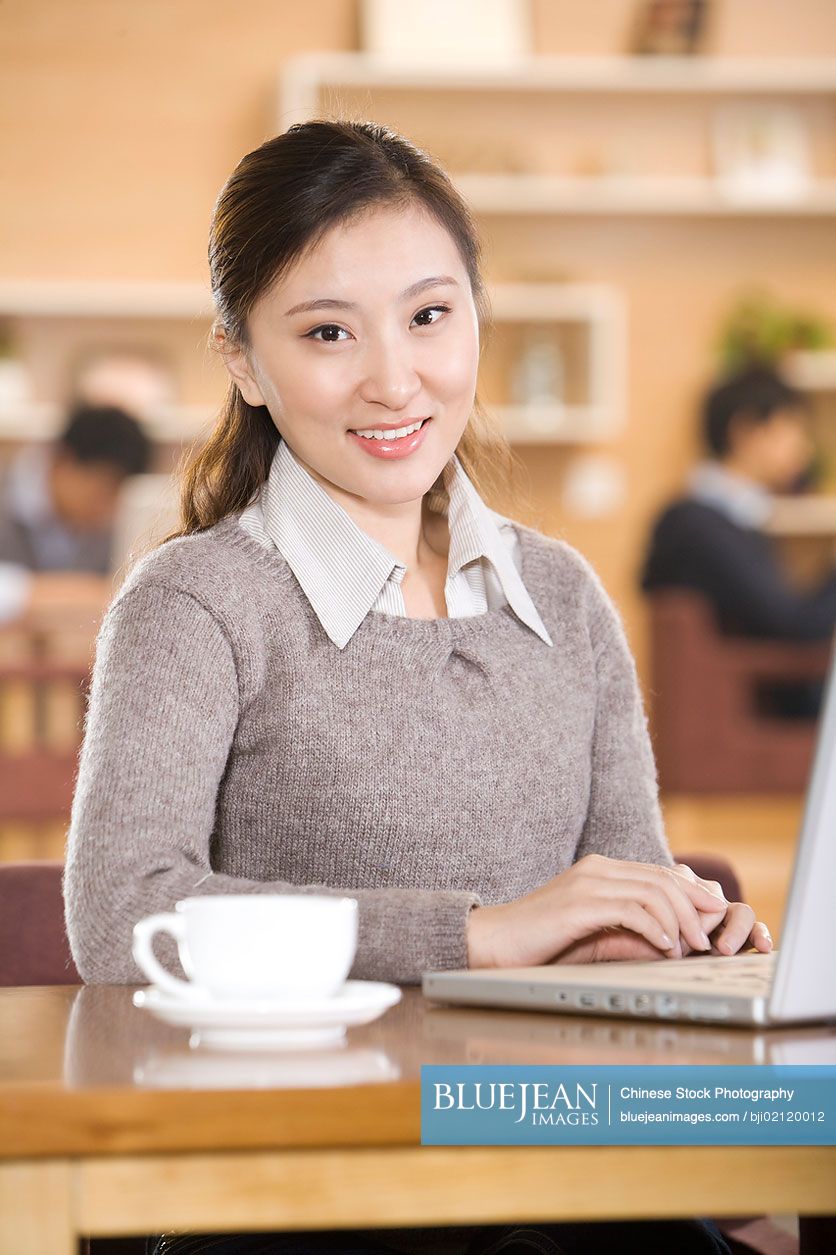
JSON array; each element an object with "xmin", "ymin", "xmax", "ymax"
[
  {"xmin": 583, "ymin": 856, "xmax": 726, "ymax": 910},
  {"xmin": 695, "ymin": 905, "xmax": 728, "ymax": 940},
  {"xmin": 568, "ymin": 898, "xmax": 682, "ymax": 958},
  {"xmin": 750, "ymin": 921, "xmax": 773, "ymax": 953},
  {"xmin": 579, "ymin": 873, "xmax": 677, "ymax": 948},
  {"xmin": 709, "ymin": 901, "xmax": 756, "ymax": 955},
  {"xmin": 579, "ymin": 859, "xmax": 716, "ymax": 953},
  {"xmin": 665, "ymin": 864, "xmax": 727, "ymax": 909},
  {"xmin": 647, "ymin": 871, "xmax": 720, "ymax": 952},
  {"xmin": 552, "ymin": 930, "xmax": 667, "ymax": 966}
]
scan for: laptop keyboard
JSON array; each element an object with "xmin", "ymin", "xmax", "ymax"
[{"xmin": 670, "ymin": 954, "xmax": 776, "ymax": 993}]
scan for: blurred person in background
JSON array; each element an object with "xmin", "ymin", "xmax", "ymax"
[
  {"xmin": 0, "ymin": 403, "xmax": 152, "ymax": 624},
  {"xmin": 641, "ymin": 366, "xmax": 835, "ymax": 715}
]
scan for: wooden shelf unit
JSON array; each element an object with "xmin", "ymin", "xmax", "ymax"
[{"xmin": 279, "ymin": 53, "xmax": 836, "ymax": 218}]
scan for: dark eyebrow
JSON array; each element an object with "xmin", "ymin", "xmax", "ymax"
[{"xmin": 284, "ymin": 275, "xmax": 460, "ymax": 318}]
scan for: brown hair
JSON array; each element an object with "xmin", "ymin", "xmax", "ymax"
[{"xmin": 166, "ymin": 118, "xmax": 528, "ymax": 541}]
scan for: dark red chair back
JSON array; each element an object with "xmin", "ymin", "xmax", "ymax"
[{"xmin": 0, "ymin": 860, "xmax": 80, "ymax": 985}]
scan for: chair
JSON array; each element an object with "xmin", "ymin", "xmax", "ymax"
[
  {"xmin": 647, "ymin": 591, "xmax": 830, "ymax": 794},
  {"xmin": 0, "ymin": 629, "xmax": 91, "ymax": 862},
  {"xmin": 0, "ymin": 859, "xmax": 79, "ymax": 985}
]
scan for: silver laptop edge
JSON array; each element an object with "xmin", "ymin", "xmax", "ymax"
[
  {"xmin": 423, "ymin": 652, "xmax": 836, "ymax": 1028},
  {"xmin": 769, "ymin": 658, "xmax": 836, "ymax": 1023}
]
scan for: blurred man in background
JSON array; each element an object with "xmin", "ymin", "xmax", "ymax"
[
  {"xmin": 0, "ymin": 404, "xmax": 152, "ymax": 624},
  {"xmin": 642, "ymin": 366, "xmax": 836, "ymax": 640},
  {"xmin": 642, "ymin": 366, "xmax": 835, "ymax": 717}
]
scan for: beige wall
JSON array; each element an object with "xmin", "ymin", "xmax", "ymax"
[
  {"xmin": 0, "ymin": 1, "xmax": 357, "ymax": 280},
  {"xmin": 2, "ymin": 0, "xmax": 836, "ymax": 675}
]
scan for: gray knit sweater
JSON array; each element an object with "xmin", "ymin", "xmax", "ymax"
[{"xmin": 64, "ymin": 513, "xmax": 671, "ymax": 986}]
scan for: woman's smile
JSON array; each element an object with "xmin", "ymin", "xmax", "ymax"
[{"xmin": 348, "ymin": 416, "xmax": 432, "ymax": 459}]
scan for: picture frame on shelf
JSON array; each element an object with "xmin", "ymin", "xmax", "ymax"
[
  {"xmin": 629, "ymin": 0, "xmax": 710, "ymax": 57},
  {"xmin": 712, "ymin": 104, "xmax": 811, "ymax": 203}
]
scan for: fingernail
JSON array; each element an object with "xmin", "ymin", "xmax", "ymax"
[
  {"xmin": 699, "ymin": 931, "xmax": 711, "ymax": 950},
  {"xmin": 661, "ymin": 933, "xmax": 674, "ymax": 949}
]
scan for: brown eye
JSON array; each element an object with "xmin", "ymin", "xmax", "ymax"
[
  {"xmin": 306, "ymin": 324, "xmax": 350, "ymax": 342},
  {"xmin": 412, "ymin": 304, "xmax": 450, "ymax": 327}
]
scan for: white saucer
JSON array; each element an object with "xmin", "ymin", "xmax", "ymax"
[{"xmin": 132, "ymin": 980, "xmax": 401, "ymax": 1049}]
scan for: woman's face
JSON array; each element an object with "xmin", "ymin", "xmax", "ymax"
[{"xmin": 222, "ymin": 202, "xmax": 480, "ymax": 510}]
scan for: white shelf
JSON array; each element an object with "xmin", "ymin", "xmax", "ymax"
[
  {"xmin": 0, "ymin": 401, "xmax": 214, "ymax": 443},
  {"xmin": 496, "ymin": 405, "xmax": 612, "ymax": 443},
  {"xmin": 455, "ymin": 174, "xmax": 836, "ymax": 217},
  {"xmin": 280, "ymin": 54, "xmax": 836, "ymax": 218},
  {"xmin": 0, "ymin": 280, "xmax": 214, "ymax": 318},
  {"xmin": 784, "ymin": 350, "xmax": 836, "ymax": 391},
  {"xmin": 280, "ymin": 54, "xmax": 836, "ymax": 120},
  {"xmin": 490, "ymin": 282, "xmax": 622, "ymax": 320}
]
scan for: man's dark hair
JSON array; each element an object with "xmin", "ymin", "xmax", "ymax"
[
  {"xmin": 57, "ymin": 404, "xmax": 152, "ymax": 477},
  {"xmin": 703, "ymin": 367, "xmax": 807, "ymax": 458}
]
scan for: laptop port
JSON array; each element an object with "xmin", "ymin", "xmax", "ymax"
[
  {"xmin": 578, "ymin": 993, "xmax": 597, "ymax": 1009},
  {"xmin": 655, "ymin": 995, "xmax": 679, "ymax": 1017},
  {"xmin": 631, "ymin": 994, "xmax": 652, "ymax": 1014},
  {"xmin": 607, "ymin": 994, "xmax": 627, "ymax": 1011}
]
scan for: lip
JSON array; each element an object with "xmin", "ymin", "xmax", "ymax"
[{"xmin": 348, "ymin": 417, "xmax": 432, "ymax": 461}]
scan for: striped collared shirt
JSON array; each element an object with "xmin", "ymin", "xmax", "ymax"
[{"xmin": 239, "ymin": 440, "xmax": 553, "ymax": 651}]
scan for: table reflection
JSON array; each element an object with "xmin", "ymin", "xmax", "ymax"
[{"xmin": 63, "ymin": 985, "xmax": 400, "ymax": 1090}]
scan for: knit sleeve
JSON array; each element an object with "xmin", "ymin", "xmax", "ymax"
[
  {"xmin": 572, "ymin": 562, "xmax": 673, "ymax": 868},
  {"xmin": 64, "ymin": 580, "xmax": 481, "ymax": 985}
]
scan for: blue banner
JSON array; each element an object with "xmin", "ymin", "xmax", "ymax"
[{"xmin": 421, "ymin": 1065, "xmax": 836, "ymax": 1145}]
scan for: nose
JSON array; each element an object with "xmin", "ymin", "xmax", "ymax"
[{"xmin": 357, "ymin": 332, "xmax": 421, "ymax": 411}]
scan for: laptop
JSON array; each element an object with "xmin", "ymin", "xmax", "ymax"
[{"xmin": 423, "ymin": 655, "xmax": 836, "ymax": 1028}]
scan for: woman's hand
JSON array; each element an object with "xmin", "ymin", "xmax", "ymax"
[
  {"xmin": 666, "ymin": 862, "xmax": 772, "ymax": 958},
  {"xmin": 465, "ymin": 856, "xmax": 773, "ymax": 969}
]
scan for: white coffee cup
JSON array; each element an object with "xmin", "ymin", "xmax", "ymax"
[{"xmin": 132, "ymin": 894, "xmax": 358, "ymax": 1003}]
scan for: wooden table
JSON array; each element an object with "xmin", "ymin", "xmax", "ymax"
[{"xmin": 2, "ymin": 985, "xmax": 835, "ymax": 1253}]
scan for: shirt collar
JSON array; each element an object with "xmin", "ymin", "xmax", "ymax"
[
  {"xmin": 441, "ymin": 455, "xmax": 552, "ymax": 648},
  {"xmin": 247, "ymin": 439, "xmax": 399, "ymax": 649},
  {"xmin": 242, "ymin": 440, "xmax": 552, "ymax": 650},
  {"xmin": 688, "ymin": 461, "xmax": 772, "ymax": 530}
]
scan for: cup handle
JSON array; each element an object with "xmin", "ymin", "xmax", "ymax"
[{"xmin": 132, "ymin": 912, "xmax": 198, "ymax": 999}]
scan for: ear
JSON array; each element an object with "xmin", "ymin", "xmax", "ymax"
[
  {"xmin": 212, "ymin": 322, "xmax": 267, "ymax": 408},
  {"xmin": 726, "ymin": 410, "xmax": 757, "ymax": 454}
]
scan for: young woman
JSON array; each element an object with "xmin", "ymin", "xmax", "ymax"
[{"xmin": 64, "ymin": 120, "xmax": 767, "ymax": 1254}]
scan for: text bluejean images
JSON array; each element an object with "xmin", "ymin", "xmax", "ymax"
[{"xmin": 421, "ymin": 1066, "xmax": 836, "ymax": 1145}]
